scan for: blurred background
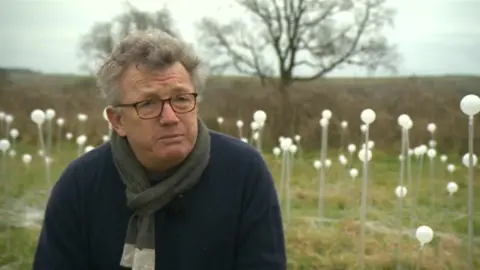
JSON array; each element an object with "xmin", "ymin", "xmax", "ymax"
[
  {"xmin": 1, "ymin": 0, "xmax": 480, "ymax": 269},
  {"xmin": 1, "ymin": 0, "xmax": 479, "ymax": 151}
]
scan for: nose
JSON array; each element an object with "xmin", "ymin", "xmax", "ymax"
[{"xmin": 159, "ymin": 103, "xmax": 179, "ymax": 124}]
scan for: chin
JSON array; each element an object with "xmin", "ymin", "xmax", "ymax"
[{"xmin": 154, "ymin": 142, "xmax": 190, "ymax": 161}]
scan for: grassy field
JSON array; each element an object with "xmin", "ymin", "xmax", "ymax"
[{"xmin": 0, "ymin": 139, "xmax": 479, "ymax": 269}]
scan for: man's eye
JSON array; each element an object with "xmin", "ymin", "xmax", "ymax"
[
  {"xmin": 174, "ymin": 97, "xmax": 189, "ymax": 102},
  {"xmin": 138, "ymin": 100, "xmax": 155, "ymax": 108}
]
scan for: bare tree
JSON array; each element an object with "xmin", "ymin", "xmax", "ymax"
[
  {"xmin": 197, "ymin": 0, "xmax": 400, "ymax": 94},
  {"xmin": 78, "ymin": 2, "xmax": 177, "ymax": 73}
]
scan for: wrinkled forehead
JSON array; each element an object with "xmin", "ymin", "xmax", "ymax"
[{"xmin": 121, "ymin": 62, "xmax": 194, "ymax": 98}]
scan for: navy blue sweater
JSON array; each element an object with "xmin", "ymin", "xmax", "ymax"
[{"xmin": 32, "ymin": 131, "xmax": 286, "ymax": 270}]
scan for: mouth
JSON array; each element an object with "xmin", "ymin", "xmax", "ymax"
[{"xmin": 158, "ymin": 134, "xmax": 184, "ymax": 141}]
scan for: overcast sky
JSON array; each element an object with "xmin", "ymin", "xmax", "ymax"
[{"xmin": 0, "ymin": 0, "xmax": 479, "ymax": 77}]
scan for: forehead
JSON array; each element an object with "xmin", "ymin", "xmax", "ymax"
[{"xmin": 121, "ymin": 62, "xmax": 194, "ymax": 98}]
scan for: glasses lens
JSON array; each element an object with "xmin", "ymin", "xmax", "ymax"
[
  {"xmin": 135, "ymin": 93, "xmax": 196, "ymax": 119},
  {"xmin": 171, "ymin": 93, "xmax": 196, "ymax": 113},
  {"xmin": 136, "ymin": 100, "xmax": 163, "ymax": 119}
]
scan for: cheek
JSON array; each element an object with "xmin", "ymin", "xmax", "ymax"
[
  {"xmin": 181, "ymin": 116, "xmax": 198, "ymax": 141},
  {"xmin": 124, "ymin": 118, "xmax": 155, "ymax": 140}
]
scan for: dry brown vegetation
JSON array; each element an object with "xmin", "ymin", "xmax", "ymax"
[{"xmin": 1, "ymin": 68, "xmax": 480, "ymax": 155}]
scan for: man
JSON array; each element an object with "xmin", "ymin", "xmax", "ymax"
[{"xmin": 32, "ymin": 29, "xmax": 286, "ymax": 270}]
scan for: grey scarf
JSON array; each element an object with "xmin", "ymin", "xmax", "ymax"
[{"xmin": 110, "ymin": 119, "xmax": 211, "ymax": 270}]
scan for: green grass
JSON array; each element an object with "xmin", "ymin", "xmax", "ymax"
[{"xmin": 0, "ymin": 142, "xmax": 479, "ymax": 269}]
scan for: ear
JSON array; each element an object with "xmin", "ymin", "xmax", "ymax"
[{"xmin": 106, "ymin": 106, "xmax": 127, "ymax": 137}]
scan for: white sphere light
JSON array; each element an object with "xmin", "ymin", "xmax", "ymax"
[
  {"xmin": 78, "ymin": 113, "xmax": 88, "ymax": 122},
  {"xmin": 446, "ymin": 182, "xmax": 458, "ymax": 195},
  {"xmin": 294, "ymin": 135, "xmax": 301, "ymax": 142},
  {"xmin": 45, "ymin": 156, "xmax": 52, "ymax": 165},
  {"xmin": 367, "ymin": 140, "xmax": 375, "ymax": 149},
  {"xmin": 76, "ymin": 135, "xmax": 87, "ymax": 146},
  {"xmin": 31, "ymin": 109, "xmax": 46, "ymax": 125},
  {"xmin": 253, "ymin": 110, "xmax": 267, "ymax": 124},
  {"xmin": 427, "ymin": 148, "xmax": 437, "ymax": 159},
  {"xmin": 252, "ymin": 132, "xmax": 259, "ymax": 141},
  {"xmin": 462, "ymin": 153, "xmax": 478, "ymax": 167},
  {"xmin": 395, "ymin": 186, "xmax": 408, "ymax": 198},
  {"xmin": 217, "ymin": 116, "xmax": 224, "ymax": 124},
  {"xmin": 0, "ymin": 139, "xmax": 10, "ymax": 153},
  {"xmin": 349, "ymin": 168, "xmax": 358, "ymax": 178},
  {"xmin": 358, "ymin": 148, "xmax": 372, "ymax": 162},
  {"xmin": 440, "ymin": 155, "xmax": 447, "ymax": 162},
  {"xmin": 397, "ymin": 114, "xmax": 411, "ymax": 128},
  {"xmin": 280, "ymin": 137, "xmax": 292, "ymax": 150},
  {"xmin": 360, "ymin": 124, "xmax": 367, "ymax": 133},
  {"xmin": 250, "ymin": 121, "xmax": 259, "ymax": 131},
  {"xmin": 341, "ymin": 121, "xmax": 348, "ymax": 129},
  {"xmin": 66, "ymin": 132, "xmax": 73, "ymax": 140},
  {"xmin": 360, "ymin": 109, "xmax": 376, "ymax": 124},
  {"xmin": 321, "ymin": 109, "xmax": 332, "ymax": 120},
  {"xmin": 5, "ymin": 114, "xmax": 13, "ymax": 123},
  {"xmin": 273, "ymin": 147, "xmax": 281, "ymax": 156},
  {"xmin": 460, "ymin": 94, "xmax": 480, "ymax": 116},
  {"xmin": 236, "ymin": 120, "xmax": 243, "ymax": 128},
  {"xmin": 56, "ymin": 118, "xmax": 65, "ymax": 126},
  {"xmin": 415, "ymin": 225, "xmax": 434, "ymax": 246},
  {"xmin": 9, "ymin": 128, "xmax": 19, "ymax": 139},
  {"xmin": 405, "ymin": 119, "xmax": 413, "ymax": 129},
  {"xmin": 22, "ymin": 154, "xmax": 32, "ymax": 164},
  {"xmin": 447, "ymin": 164, "xmax": 455, "ymax": 173},
  {"xmin": 45, "ymin": 108, "xmax": 56, "ymax": 120},
  {"xmin": 339, "ymin": 155, "xmax": 348, "ymax": 165},
  {"xmin": 427, "ymin": 123, "xmax": 436, "ymax": 133},
  {"xmin": 418, "ymin": 145, "xmax": 427, "ymax": 155},
  {"xmin": 289, "ymin": 144, "xmax": 297, "ymax": 154},
  {"xmin": 313, "ymin": 160, "xmax": 322, "ymax": 170},
  {"xmin": 319, "ymin": 118, "xmax": 329, "ymax": 127},
  {"xmin": 324, "ymin": 159, "xmax": 332, "ymax": 168},
  {"xmin": 347, "ymin": 144, "xmax": 356, "ymax": 153},
  {"xmin": 84, "ymin": 145, "xmax": 95, "ymax": 153}
]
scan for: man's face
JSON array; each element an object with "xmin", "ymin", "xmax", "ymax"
[{"xmin": 108, "ymin": 62, "xmax": 198, "ymax": 170}]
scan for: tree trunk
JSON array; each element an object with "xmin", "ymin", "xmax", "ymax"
[{"xmin": 278, "ymin": 85, "xmax": 295, "ymax": 137}]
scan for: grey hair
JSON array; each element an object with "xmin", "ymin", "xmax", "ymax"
[{"xmin": 96, "ymin": 29, "xmax": 208, "ymax": 106}]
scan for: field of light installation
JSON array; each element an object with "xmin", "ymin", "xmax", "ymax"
[{"xmin": 0, "ymin": 94, "xmax": 479, "ymax": 269}]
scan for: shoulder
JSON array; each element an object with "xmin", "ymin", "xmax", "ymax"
[
  {"xmin": 52, "ymin": 143, "xmax": 113, "ymax": 195},
  {"xmin": 209, "ymin": 130, "xmax": 267, "ymax": 170},
  {"xmin": 208, "ymin": 131, "xmax": 274, "ymax": 193}
]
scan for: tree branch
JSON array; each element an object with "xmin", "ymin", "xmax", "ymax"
[{"xmin": 197, "ymin": 0, "xmax": 399, "ymax": 90}]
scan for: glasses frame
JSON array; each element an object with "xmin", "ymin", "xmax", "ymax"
[{"xmin": 113, "ymin": 92, "xmax": 199, "ymax": 120}]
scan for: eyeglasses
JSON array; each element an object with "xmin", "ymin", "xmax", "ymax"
[{"xmin": 113, "ymin": 93, "xmax": 198, "ymax": 120}]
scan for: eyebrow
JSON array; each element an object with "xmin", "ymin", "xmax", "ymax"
[{"xmin": 137, "ymin": 87, "xmax": 191, "ymax": 98}]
